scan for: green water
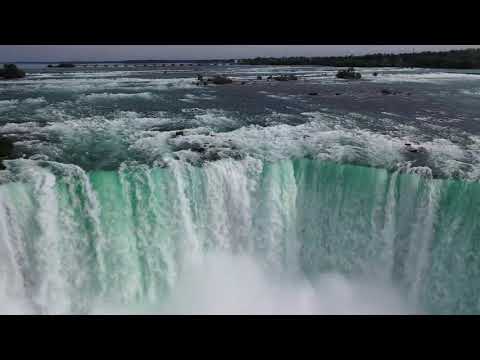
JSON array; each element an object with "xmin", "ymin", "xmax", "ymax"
[{"xmin": 1, "ymin": 157, "xmax": 479, "ymax": 314}]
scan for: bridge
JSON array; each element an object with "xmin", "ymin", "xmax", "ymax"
[{"xmin": 73, "ymin": 62, "xmax": 236, "ymax": 68}]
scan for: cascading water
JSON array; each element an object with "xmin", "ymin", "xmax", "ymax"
[{"xmin": 1, "ymin": 157, "xmax": 479, "ymax": 314}]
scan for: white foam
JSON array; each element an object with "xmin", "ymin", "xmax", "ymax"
[
  {"xmin": 0, "ymin": 100, "xmax": 19, "ymax": 112},
  {"xmin": 22, "ymin": 97, "xmax": 47, "ymax": 105},
  {"xmin": 183, "ymin": 108, "xmax": 238, "ymax": 129},
  {"xmin": 370, "ymin": 71, "xmax": 480, "ymax": 84},
  {"xmin": 0, "ymin": 122, "xmax": 42, "ymax": 135},
  {"xmin": 168, "ymin": 110, "xmax": 480, "ymax": 179},
  {"xmin": 461, "ymin": 89, "xmax": 480, "ymax": 96},
  {"xmin": 79, "ymin": 92, "xmax": 157, "ymax": 101},
  {"xmin": 179, "ymin": 93, "xmax": 216, "ymax": 103},
  {"xmin": 0, "ymin": 76, "xmax": 198, "ymax": 94},
  {"xmin": 0, "ymin": 99, "xmax": 19, "ymax": 106},
  {"xmin": 266, "ymin": 94, "xmax": 299, "ymax": 101}
]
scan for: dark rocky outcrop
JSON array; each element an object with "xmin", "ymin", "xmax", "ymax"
[
  {"xmin": 257, "ymin": 75, "xmax": 262, "ymax": 80},
  {"xmin": 373, "ymin": 72, "xmax": 378, "ymax": 76},
  {"xmin": 189, "ymin": 143, "xmax": 207, "ymax": 153},
  {"xmin": 0, "ymin": 64, "xmax": 26, "ymax": 79},
  {"xmin": 56, "ymin": 63, "xmax": 75, "ymax": 68},
  {"xmin": 273, "ymin": 74, "xmax": 298, "ymax": 81},
  {"xmin": 210, "ymin": 75, "xmax": 233, "ymax": 85},
  {"xmin": 0, "ymin": 137, "xmax": 14, "ymax": 170},
  {"xmin": 336, "ymin": 67, "xmax": 361, "ymax": 80},
  {"xmin": 381, "ymin": 89, "xmax": 403, "ymax": 95},
  {"xmin": 308, "ymin": 92, "xmax": 318, "ymax": 96},
  {"xmin": 404, "ymin": 143, "xmax": 427, "ymax": 154}
]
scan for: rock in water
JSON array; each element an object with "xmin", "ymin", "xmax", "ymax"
[
  {"xmin": 273, "ymin": 75, "xmax": 290, "ymax": 81},
  {"xmin": 56, "ymin": 63, "xmax": 75, "ymax": 68},
  {"xmin": 257, "ymin": 75, "xmax": 262, "ymax": 80},
  {"xmin": 0, "ymin": 137, "xmax": 14, "ymax": 170},
  {"xmin": 336, "ymin": 67, "xmax": 361, "ymax": 80},
  {"xmin": 211, "ymin": 75, "xmax": 233, "ymax": 85},
  {"xmin": 0, "ymin": 64, "xmax": 26, "ymax": 79}
]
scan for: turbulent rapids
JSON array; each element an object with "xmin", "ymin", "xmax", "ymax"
[{"xmin": 1, "ymin": 64, "xmax": 480, "ymax": 314}]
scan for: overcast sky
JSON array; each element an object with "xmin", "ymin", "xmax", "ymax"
[{"xmin": 0, "ymin": 45, "xmax": 479, "ymax": 62}]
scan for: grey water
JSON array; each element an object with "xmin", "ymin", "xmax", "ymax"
[{"xmin": 0, "ymin": 64, "xmax": 479, "ymax": 314}]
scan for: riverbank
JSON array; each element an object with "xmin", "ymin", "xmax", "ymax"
[{"xmin": 240, "ymin": 48, "xmax": 480, "ymax": 69}]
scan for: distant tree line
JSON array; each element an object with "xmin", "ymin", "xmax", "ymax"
[{"xmin": 239, "ymin": 48, "xmax": 480, "ymax": 69}]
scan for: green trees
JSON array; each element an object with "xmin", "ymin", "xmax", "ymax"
[{"xmin": 240, "ymin": 48, "xmax": 480, "ymax": 69}]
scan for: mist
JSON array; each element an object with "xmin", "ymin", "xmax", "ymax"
[{"xmin": 92, "ymin": 252, "xmax": 418, "ymax": 315}]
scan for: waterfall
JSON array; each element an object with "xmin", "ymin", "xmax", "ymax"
[{"xmin": 0, "ymin": 157, "xmax": 479, "ymax": 314}]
